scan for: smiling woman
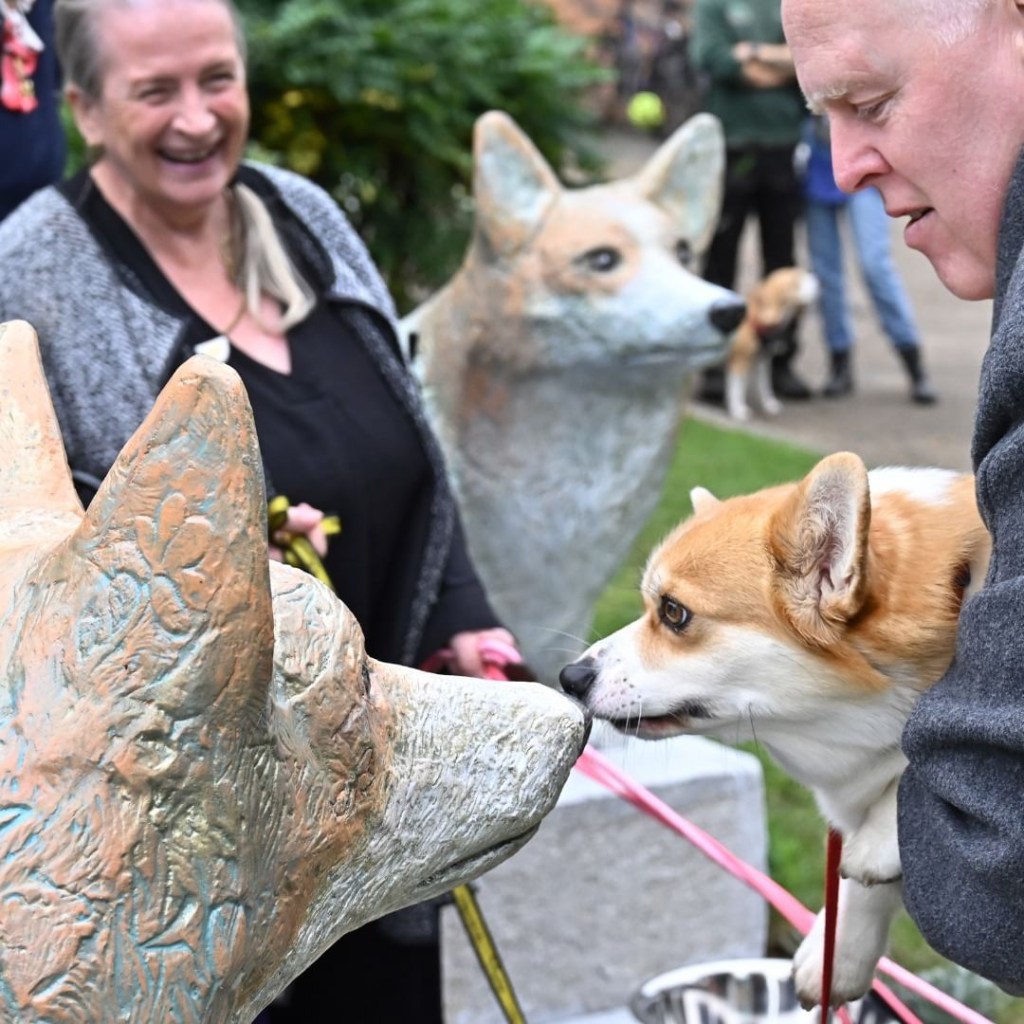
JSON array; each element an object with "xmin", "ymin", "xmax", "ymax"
[{"xmin": 0, "ymin": 0, "xmax": 521, "ymax": 1020}]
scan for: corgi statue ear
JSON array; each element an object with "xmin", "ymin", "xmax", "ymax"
[
  {"xmin": 472, "ymin": 110, "xmax": 562, "ymax": 260},
  {"xmin": 0, "ymin": 321, "xmax": 83, "ymax": 532},
  {"xmin": 69, "ymin": 356, "xmax": 275, "ymax": 718},
  {"xmin": 690, "ymin": 486, "xmax": 720, "ymax": 514},
  {"xmin": 771, "ymin": 451, "xmax": 871, "ymax": 644},
  {"xmin": 632, "ymin": 112, "xmax": 725, "ymax": 256}
]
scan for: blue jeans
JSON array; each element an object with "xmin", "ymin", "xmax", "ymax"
[{"xmin": 805, "ymin": 186, "xmax": 920, "ymax": 354}]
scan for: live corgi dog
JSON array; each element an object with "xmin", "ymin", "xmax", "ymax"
[
  {"xmin": 725, "ymin": 267, "xmax": 819, "ymax": 422},
  {"xmin": 560, "ymin": 451, "xmax": 990, "ymax": 1007}
]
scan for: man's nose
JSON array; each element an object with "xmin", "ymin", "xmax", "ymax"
[{"xmin": 830, "ymin": 120, "xmax": 889, "ymax": 194}]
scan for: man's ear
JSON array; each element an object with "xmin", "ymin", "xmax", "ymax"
[{"xmin": 64, "ymin": 84, "xmax": 102, "ymax": 148}]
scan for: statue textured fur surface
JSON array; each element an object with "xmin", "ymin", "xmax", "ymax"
[
  {"xmin": 0, "ymin": 320, "xmax": 588, "ymax": 1022},
  {"xmin": 404, "ymin": 111, "xmax": 742, "ymax": 684}
]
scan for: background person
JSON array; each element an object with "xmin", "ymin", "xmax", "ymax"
[
  {"xmin": 0, "ymin": 0, "xmax": 517, "ymax": 1018},
  {"xmin": 690, "ymin": 0, "xmax": 812, "ymax": 404},
  {"xmin": 784, "ymin": 0, "xmax": 1024, "ymax": 995},
  {"xmin": 0, "ymin": 0, "xmax": 65, "ymax": 219},
  {"xmin": 802, "ymin": 114, "xmax": 937, "ymax": 403}
]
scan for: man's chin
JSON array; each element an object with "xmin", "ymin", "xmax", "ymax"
[{"xmin": 927, "ymin": 253, "xmax": 996, "ymax": 302}]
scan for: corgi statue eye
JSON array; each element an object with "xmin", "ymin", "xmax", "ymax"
[
  {"xmin": 675, "ymin": 239, "xmax": 693, "ymax": 267},
  {"xmin": 361, "ymin": 661, "xmax": 372, "ymax": 697},
  {"xmin": 659, "ymin": 596, "xmax": 691, "ymax": 633},
  {"xmin": 579, "ymin": 247, "xmax": 621, "ymax": 272}
]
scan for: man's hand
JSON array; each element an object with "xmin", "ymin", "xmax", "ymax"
[{"xmin": 732, "ymin": 40, "xmax": 795, "ymax": 88}]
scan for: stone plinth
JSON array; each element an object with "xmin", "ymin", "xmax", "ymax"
[{"xmin": 442, "ymin": 731, "xmax": 768, "ymax": 1023}]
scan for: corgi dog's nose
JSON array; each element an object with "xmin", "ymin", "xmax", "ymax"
[
  {"xmin": 559, "ymin": 657, "xmax": 598, "ymax": 699},
  {"xmin": 709, "ymin": 298, "xmax": 747, "ymax": 335}
]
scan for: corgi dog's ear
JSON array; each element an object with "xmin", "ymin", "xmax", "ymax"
[
  {"xmin": 769, "ymin": 451, "xmax": 871, "ymax": 645},
  {"xmin": 472, "ymin": 110, "xmax": 562, "ymax": 260},
  {"xmin": 690, "ymin": 486, "xmax": 720, "ymax": 515},
  {"xmin": 70, "ymin": 356, "xmax": 275, "ymax": 718},
  {"xmin": 632, "ymin": 112, "xmax": 725, "ymax": 256}
]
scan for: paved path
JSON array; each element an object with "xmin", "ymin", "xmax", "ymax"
[{"xmin": 600, "ymin": 129, "xmax": 992, "ymax": 472}]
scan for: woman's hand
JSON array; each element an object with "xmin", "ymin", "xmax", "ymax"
[
  {"xmin": 446, "ymin": 627, "xmax": 519, "ymax": 678},
  {"xmin": 269, "ymin": 501, "xmax": 330, "ymax": 562}
]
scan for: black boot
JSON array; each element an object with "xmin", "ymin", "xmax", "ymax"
[
  {"xmin": 897, "ymin": 346, "xmax": 938, "ymax": 404},
  {"xmin": 770, "ymin": 323, "xmax": 812, "ymax": 400},
  {"xmin": 822, "ymin": 350, "xmax": 854, "ymax": 398},
  {"xmin": 696, "ymin": 365, "xmax": 726, "ymax": 405}
]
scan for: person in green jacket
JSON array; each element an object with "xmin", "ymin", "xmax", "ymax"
[{"xmin": 690, "ymin": 0, "xmax": 812, "ymax": 402}]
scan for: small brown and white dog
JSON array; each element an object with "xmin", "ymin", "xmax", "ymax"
[
  {"xmin": 560, "ymin": 452, "xmax": 990, "ymax": 1006},
  {"xmin": 725, "ymin": 267, "xmax": 819, "ymax": 422}
]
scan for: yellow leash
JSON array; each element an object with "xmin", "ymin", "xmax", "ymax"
[
  {"xmin": 452, "ymin": 884, "xmax": 528, "ymax": 1024},
  {"xmin": 266, "ymin": 496, "xmax": 529, "ymax": 1024}
]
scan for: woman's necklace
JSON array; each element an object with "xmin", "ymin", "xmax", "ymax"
[{"xmin": 220, "ymin": 298, "xmax": 246, "ymax": 337}]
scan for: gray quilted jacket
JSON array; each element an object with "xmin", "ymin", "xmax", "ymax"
[
  {"xmin": 0, "ymin": 163, "xmax": 468, "ymax": 665},
  {"xmin": 899, "ymin": 145, "xmax": 1024, "ymax": 995}
]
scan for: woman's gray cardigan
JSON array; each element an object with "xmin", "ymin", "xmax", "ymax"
[{"xmin": 0, "ymin": 163, "xmax": 487, "ymax": 665}]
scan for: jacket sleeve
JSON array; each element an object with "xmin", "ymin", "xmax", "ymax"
[
  {"xmin": 898, "ymin": 584, "xmax": 1024, "ymax": 997},
  {"xmin": 898, "ymin": 239, "xmax": 1024, "ymax": 995},
  {"xmin": 415, "ymin": 513, "xmax": 504, "ymax": 667},
  {"xmin": 689, "ymin": 0, "xmax": 744, "ymax": 85}
]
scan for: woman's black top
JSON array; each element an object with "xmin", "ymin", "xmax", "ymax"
[{"xmin": 59, "ymin": 169, "xmax": 498, "ymax": 664}]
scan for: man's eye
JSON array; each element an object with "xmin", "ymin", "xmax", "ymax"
[
  {"xmin": 659, "ymin": 596, "xmax": 691, "ymax": 633},
  {"xmin": 579, "ymin": 247, "xmax": 621, "ymax": 272},
  {"xmin": 853, "ymin": 96, "xmax": 892, "ymax": 121}
]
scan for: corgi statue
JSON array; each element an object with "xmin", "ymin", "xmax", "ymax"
[
  {"xmin": 0, "ymin": 320, "xmax": 588, "ymax": 1023},
  {"xmin": 403, "ymin": 111, "xmax": 745, "ymax": 686}
]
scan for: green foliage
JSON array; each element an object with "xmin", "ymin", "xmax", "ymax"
[
  {"xmin": 593, "ymin": 417, "xmax": 819, "ymax": 639},
  {"xmin": 236, "ymin": 0, "xmax": 608, "ymax": 310}
]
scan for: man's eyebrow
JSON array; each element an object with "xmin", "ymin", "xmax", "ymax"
[{"xmin": 802, "ymin": 82, "xmax": 856, "ymax": 115}]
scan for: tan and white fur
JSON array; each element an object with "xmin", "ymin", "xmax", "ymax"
[
  {"xmin": 560, "ymin": 452, "xmax": 990, "ymax": 1006},
  {"xmin": 725, "ymin": 266, "xmax": 819, "ymax": 422}
]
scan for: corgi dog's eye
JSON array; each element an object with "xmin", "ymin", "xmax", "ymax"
[
  {"xmin": 579, "ymin": 246, "xmax": 621, "ymax": 272},
  {"xmin": 675, "ymin": 239, "xmax": 693, "ymax": 267},
  {"xmin": 659, "ymin": 595, "xmax": 691, "ymax": 633}
]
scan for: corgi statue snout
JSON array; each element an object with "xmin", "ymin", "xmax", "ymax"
[{"xmin": 709, "ymin": 298, "xmax": 748, "ymax": 336}]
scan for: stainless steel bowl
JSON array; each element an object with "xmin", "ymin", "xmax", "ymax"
[{"xmin": 630, "ymin": 958, "xmax": 903, "ymax": 1024}]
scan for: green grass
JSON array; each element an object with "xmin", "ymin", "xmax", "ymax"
[{"xmin": 591, "ymin": 415, "xmax": 1021, "ymax": 1023}]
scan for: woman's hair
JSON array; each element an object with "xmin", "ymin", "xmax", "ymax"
[
  {"xmin": 55, "ymin": 0, "xmax": 247, "ymax": 103},
  {"xmin": 55, "ymin": 0, "xmax": 315, "ymax": 332}
]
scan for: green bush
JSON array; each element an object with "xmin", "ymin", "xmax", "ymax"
[{"xmin": 237, "ymin": 0, "xmax": 608, "ymax": 310}]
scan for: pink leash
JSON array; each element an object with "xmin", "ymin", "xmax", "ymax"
[{"xmin": 575, "ymin": 745, "xmax": 991, "ymax": 1024}]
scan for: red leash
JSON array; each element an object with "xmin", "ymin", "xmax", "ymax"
[{"xmin": 821, "ymin": 828, "xmax": 847, "ymax": 1022}]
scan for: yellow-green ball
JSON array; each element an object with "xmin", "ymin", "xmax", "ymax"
[{"xmin": 627, "ymin": 91, "xmax": 665, "ymax": 129}]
